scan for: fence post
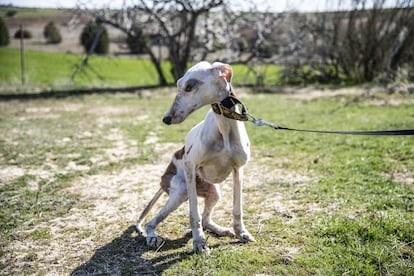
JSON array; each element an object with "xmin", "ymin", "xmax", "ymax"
[{"xmin": 19, "ymin": 24, "xmax": 25, "ymax": 85}]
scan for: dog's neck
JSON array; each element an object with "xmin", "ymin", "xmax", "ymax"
[
  {"xmin": 211, "ymin": 87, "xmax": 247, "ymax": 151},
  {"xmin": 211, "ymin": 84, "xmax": 249, "ymax": 123},
  {"xmin": 210, "ymin": 84, "xmax": 237, "ymax": 117}
]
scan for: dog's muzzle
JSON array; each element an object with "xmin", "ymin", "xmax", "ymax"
[{"xmin": 162, "ymin": 115, "xmax": 172, "ymax": 125}]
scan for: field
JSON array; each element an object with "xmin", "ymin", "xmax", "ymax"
[
  {"xmin": 0, "ymin": 48, "xmax": 174, "ymax": 92},
  {"xmin": 1, "ymin": 6, "xmax": 413, "ymax": 275},
  {"xmin": 0, "ymin": 48, "xmax": 286, "ymax": 93},
  {"xmin": 1, "ymin": 87, "xmax": 413, "ymax": 275}
]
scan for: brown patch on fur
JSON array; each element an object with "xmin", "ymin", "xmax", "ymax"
[
  {"xmin": 175, "ymin": 146, "xmax": 185, "ymax": 159},
  {"xmin": 195, "ymin": 175, "xmax": 215, "ymax": 198},
  {"xmin": 215, "ymin": 64, "xmax": 233, "ymax": 82},
  {"xmin": 160, "ymin": 146, "xmax": 213, "ymax": 198},
  {"xmin": 160, "ymin": 147, "xmax": 184, "ymax": 193}
]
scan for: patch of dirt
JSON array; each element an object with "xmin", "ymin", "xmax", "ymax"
[
  {"xmin": 358, "ymin": 97, "xmax": 414, "ymax": 106},
  {"xmin": 285, "ymin": 86, "xmax": 414, "ymax": 105},
  {"xmin": 2, "ymin": 141, "xmax": 178, "ymax": 275},
  {"xmin": 382, "ymin": 170, "xmax": 414, "ymax": 186},
  {"xmin": 286, "ymin": 87, "xmax": 366, "ymax": 100},
  {"xmin": 0, "ymin": 167, "xmax": 53, "ymax": 191}
]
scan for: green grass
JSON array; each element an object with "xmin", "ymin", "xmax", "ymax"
[
  {"xmin": 0, "ymin": 48, "xmax": 285, "ymax": 93},
  {"xmin": 0, "ymin": 88, "xmax": 413, "ymax": 275},
  {"xmin": 0, "ymin": 48, "xmax": 175, "ymax": 91}
]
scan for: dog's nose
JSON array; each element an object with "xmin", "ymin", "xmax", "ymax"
[{"xmin": 162, "ymin": 115, "xmax": 172, "ymax": 125}]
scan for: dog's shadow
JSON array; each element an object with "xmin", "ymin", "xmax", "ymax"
[{"xmin": 70, "ymin": 225, "xmax": 194, "ymax": 275}]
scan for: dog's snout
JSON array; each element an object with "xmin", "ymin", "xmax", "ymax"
[{"xmin": 163, "ymin": 115, "xmax": 172, "ymax": 125}]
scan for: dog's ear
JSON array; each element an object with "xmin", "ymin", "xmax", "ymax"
[{"xmin": 212, "ymin": 62, "xmax": 233, "ymax": 82}]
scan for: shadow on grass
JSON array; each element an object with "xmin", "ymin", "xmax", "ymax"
[
  {"xmin": 70, "ymin": 225, "xmax": 193, "ymax": 275},
  {"xmin": 0, "ymin": 85, "xmax": 164, "ymax": 101}
]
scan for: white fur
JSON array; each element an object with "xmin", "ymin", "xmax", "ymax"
[{"xmin": 137, "ymin": 61, "xmax": 255, "ymax": 254}]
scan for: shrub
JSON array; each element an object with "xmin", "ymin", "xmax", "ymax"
[
  {"xmin": 14, "ymin": 29, "xmax": 32, "ymax": 39},
  {"xmin": 6, "ymin": 10, "xmax": 17, "ymax": 17},
  {"xmin": 0, "ymin": 18, "xmax": 10, "ymax": 46},
  {"xmin": 80, "ymin": 21, "xmax": 109, "ymax": 54},
  {"xmin": 126, "ymin": 25, "xmax": 148, "ymax": 54},
  {"xmin": 43, "ymin": 21, "xmax": 62, "ymax": 44}
]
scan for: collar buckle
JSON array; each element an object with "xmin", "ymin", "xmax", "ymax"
[{"xmin": 211, "ymin": 95, "xmax": 249, "ymax": 121}]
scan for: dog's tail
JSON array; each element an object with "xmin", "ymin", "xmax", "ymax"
[{"xmin": 136, "ymin": 187, "xmax": 164, "ymax": 236}]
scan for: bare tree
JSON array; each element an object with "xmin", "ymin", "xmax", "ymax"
[
  {"xmin": 210, "ymin": 8, "xmax": 286, "ymax": 85},
  {"xmin": 270, "ymin": 0, "xmax": 414, "ymax": 84},
  {"xmin": 78, "ymin": 0, "xmax": 226, "ymax": 85},
  {"xmin": 317, "ymin": 0, "xmax": 414, "ymax": 83}
]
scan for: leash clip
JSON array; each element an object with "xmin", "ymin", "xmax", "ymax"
[
  {"xmin": 251, "ymin": 118, "xmax": 265, "ymax": 126},
  {"xmin": 249, "ymin": 115, "xmax": 284, "ymax": 130}
]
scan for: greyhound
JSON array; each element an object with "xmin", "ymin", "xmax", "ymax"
[{"xmin": 136, "ymin": 61, "xmax": 255, "ymax": 254}]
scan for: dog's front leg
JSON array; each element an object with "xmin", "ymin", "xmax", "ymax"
[
  {"xmin": 233, "ymin": 167, "xmax": 256, "ymax": 243},
  {"xmin": 184, "ymin": 160, "xmax": 209, "ymax": 254}
]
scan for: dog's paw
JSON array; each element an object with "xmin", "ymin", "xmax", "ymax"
[
  {"xmin": 204, "ymin": 222, "xmax": 235, "ymax": 237},
  {"xmin": 237, "ymin": 230, "xmax": 256, "ymax": 243},
  {"xmin": 193, "ymin": 239, "xmax": 210, "ymax": 255},
  {"xmin": 146, "ymin": 235, "xmax": 165, "ymax": 249}
]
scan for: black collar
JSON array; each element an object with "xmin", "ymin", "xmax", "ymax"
[{"xmin": 211, "ymin": 90, "xmax": 249, "ymax": 121}]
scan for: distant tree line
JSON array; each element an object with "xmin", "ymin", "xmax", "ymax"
[
  {"xmin": 267, "ymin": 1, "xmax": 414, "ymax": 85},
  {"xmin": 0, "ymin": 18, "xmax": 63, "ymax": 45},
  {"xmin": 76, "ymin": 0, "xmax": 414, "ymax": 85},
  {"xmin": 2, "ymin": 1, "xmax": 413, "ymax": 85},
  {"xmin": 221, "ymin": 0, "xmax": 414, "ymax": 85}
]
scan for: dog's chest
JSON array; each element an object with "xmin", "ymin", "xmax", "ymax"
[
  {"xmin": 186, "ymin": 112, "xmax": 250, "ymax": 183},
  {"xmin": 198, "ymin": 146, "xmax": 249, "ymax": 183}
]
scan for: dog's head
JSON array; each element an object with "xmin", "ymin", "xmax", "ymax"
[{"xmin": 162, "ymin": 61, "xmax": 233, "ymax": 125}]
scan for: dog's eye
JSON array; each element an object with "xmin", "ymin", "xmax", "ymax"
[
  {"xmin": 183, "ymin": 79, "xmax": 202, "ymax": 92},
  {"xmin": 184, "ymin": 84, "xmax": 193, "ymax": 92}
]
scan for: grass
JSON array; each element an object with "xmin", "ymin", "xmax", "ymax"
[
  {"xmin": 0, "ymin": 48, "xmax": 285, "ymax": 93},
  {"xmin": 0, "ymin": 88, "xmax": 413, "ymax": 275},
  {"xmin": 0, "ymin": 48, "xmax": 175, "ymax": 92}
]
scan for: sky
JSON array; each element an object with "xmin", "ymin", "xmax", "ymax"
[
  {"xmin": 2, "ymin": 0, "xmax": 400, "ymax": 12},
  {"xmin": 1, "ymin": 0, "xmax": 352, "ymax": 12}
]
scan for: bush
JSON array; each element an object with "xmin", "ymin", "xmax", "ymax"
[
  {"xmin": 80, "ymin": 21, "xmax": 109, "ymax": 54},
  {"xmin": 6, "ymin": 10, "xmax": 17, "ymax": 17},
  {"xmin": 0, "ymin": 18, "xmax": 10, "ymax": 46},
  {"xmin": 126, "ymin": 25, "xmax": 148, "ymax": 54},
  {"xmin": 43, "ymin": 21, "xmax": 62, "ymax": 44},
  {"xmin": 14, "ymin": 29, "xmax": 32, "ymax": 39}
]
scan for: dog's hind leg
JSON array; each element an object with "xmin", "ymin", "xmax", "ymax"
[
  {"xmin": 198, "ymin": 180, "xmax": 235, "ymax": 237},
  {"xmin": 145, "ymin": 176, "xmax": 188, "ymax": 248}
]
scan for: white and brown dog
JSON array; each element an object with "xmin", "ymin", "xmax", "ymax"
[{"xmin": 136, "ymin": 61, "xmax": 255, "ymax": 254}]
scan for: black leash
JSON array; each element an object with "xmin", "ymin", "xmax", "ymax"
[
  {"xmin": 249, "ymin": 117, "xmax": 414, "ymax": 136},
  {"xmin": 212, "ymin": 95, "xmax": 414, "ymax": 136}
]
